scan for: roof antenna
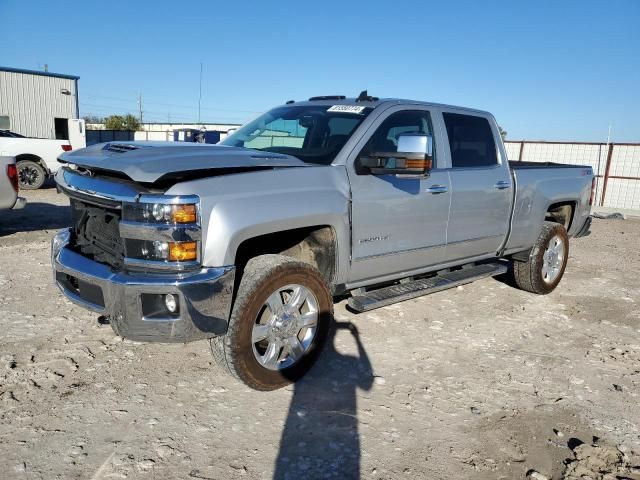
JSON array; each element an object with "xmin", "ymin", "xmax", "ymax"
[
  {"xmin": 356, "ymin": 90, "xmax": 378, "ymax": 102},
  {"xmin": 356, "ymin": 90, "xmax": 368, "ymax": 102}
]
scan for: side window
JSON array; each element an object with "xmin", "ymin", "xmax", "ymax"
[
  {"xmin": 443, "ymin": 113, "xmax": 497, "ymax": 168},
  {"xmin": 361, "ymin": 110, "xmax": 434, "ymax": 155},
  {"xmin": 0, "ymin": 115, "xmax": 10, "ymax": 130}
]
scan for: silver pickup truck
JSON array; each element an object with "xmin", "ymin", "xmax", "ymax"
[{"xmin": 51, "ymin": 95, "xmax": 594, "ymax": 390}]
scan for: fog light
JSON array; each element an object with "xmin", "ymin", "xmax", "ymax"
[{"xmin": 164, "ymin": 294, "xmax": 178, "ymax": 313}]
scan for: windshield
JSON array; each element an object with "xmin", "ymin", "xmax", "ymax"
[{"xmin": 220, "ymin": 105, "xmax": 373, "ymax": 165}]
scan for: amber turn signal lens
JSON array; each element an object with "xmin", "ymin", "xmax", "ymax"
[
  {"xmin": 171, "ymin": 204, "xmax": 197, "ymax": 223},
  {"xmin": 168, "ymin": 241, "xmax": 198, "ymax": 261},
  {"xmin": 405, "ymin": 158, "xmax": 433, "ymax": 169}
]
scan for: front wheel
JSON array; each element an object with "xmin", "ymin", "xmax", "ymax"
[
  {"xmin": 17, "ymin": 160, "xmax": 47, "ymax": 190},
  {"xmin": 513, "ymin": 221, "xmax": 569, "ymax": 294},
  {"xmin": 210, "ymin": 254, "xmax": 333, "ymax": 391}
]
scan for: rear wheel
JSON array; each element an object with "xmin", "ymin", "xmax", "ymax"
[
  {"xmin": 210, "ymin": 254, "xmax": 333, "ymax": 391},
  {"xmin": 17, "ymin": 160, "xmax": 46, "ymax": 190},
  {"xmin": 513, "ymin": 221, "xmax": 569, "ymax": 294}
]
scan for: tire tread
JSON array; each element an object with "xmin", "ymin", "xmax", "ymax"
[
  {"xmin": 210, "ymin": 254, "xmax": 332, "ymax": 390},
  {"xmin": 513, "ymin": 221, "xmax": 569, "ymax": 294}
]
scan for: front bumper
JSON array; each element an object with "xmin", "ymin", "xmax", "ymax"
[{"xmin": 52, "ymin": 228, "xmax": 235, "ymax": 342}]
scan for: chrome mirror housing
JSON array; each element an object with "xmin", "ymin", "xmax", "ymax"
[{"xmin": 397, "ymin": 133, "xmax": 433, "ymax": 158}]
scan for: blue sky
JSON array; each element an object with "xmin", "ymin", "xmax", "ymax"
[{"xmin": 1, "ymin": 0, "xmax": 638, "ymax": 141}]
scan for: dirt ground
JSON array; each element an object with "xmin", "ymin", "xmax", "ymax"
[{"xmin": 1, "ymin": 186, "xmax": 639, "ymax": 480}]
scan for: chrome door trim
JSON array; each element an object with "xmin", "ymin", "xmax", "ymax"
[
  {"xmin": 353, "ymin": 244, "xmax": 444, "ymax": 262},
  {"xmin": 446, "ymin": 234, "xmax": 504, "ymax": 246}
]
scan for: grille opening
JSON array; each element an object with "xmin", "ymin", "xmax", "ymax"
[{"xmin": 70, "ymin": 199, "xmax": 125, "ymax": 270}]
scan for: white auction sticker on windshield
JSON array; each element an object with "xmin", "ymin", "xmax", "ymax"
[{"xmin": 327, "ymin": 105, "xmax": 366, "ymax": 114}]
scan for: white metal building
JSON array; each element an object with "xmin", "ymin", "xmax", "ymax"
[{"xmin": 0, "ymin": 66, "xmax": 80, "ymax": 139}]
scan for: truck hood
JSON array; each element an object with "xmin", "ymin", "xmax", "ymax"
[{"xmin": 57, "ymin": 141, "xmax": 310, "ymax": 184}]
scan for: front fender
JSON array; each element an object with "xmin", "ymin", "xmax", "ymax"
[{"xmin": 166, "ymin": 166, "xmax": 352, "ymax": 283}]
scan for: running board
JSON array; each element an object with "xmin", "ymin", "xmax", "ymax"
[{"xmin": 347, "ymin": 262, "xmax": 508, "ymax": 313}]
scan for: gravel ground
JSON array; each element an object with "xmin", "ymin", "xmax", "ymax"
[{"xmin": 1, "ymin": 187, "xmax": 639, "ymax": 480}]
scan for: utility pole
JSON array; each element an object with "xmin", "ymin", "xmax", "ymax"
[
  {"xmin": 137, "ymin": 92, "xmax": 143, "ymax": 124},
  {"xmin": 198, "ymin": 63, "xmax": 203, "ymax": 124}
]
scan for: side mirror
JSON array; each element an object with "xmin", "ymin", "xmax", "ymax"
[
  {"xmin": 358, "ymin": 133, "xmax": 433, "ymax": 175},
  {"xmin": 397, "ymin": 133, "xmax": 433, "ymax": 158}
]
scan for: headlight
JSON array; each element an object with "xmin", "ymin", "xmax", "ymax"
[
  {"xmin": 121, "ymin": 195, "xmax": 201, "ymax": 268},
  {"xmin": 123, "ymin": 200, "xmax": 198, "ymax": 224},
  {"xmin": 127, "ymin": 240, "xmax": 199, "ymax": 263}
]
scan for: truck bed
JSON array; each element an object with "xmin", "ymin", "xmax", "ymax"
[{"xmin": 509, "ymin": 161, "xmax": 590, "ymax": 169}]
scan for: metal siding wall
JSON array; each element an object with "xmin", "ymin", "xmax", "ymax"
[{"xmin": 0, "ymin": 71, "xmax": 77, "ymax": 138}]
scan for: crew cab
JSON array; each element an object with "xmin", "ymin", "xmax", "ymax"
[
  {"xmin": 51, "ymin": 95, "xmax": 594, "ymax": 390},
  {"xmin": 0, "ymin": 155, "xmax": 26, "ymax": 210}
]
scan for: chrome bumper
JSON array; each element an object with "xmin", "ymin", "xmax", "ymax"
[{"xmin": 51, "ymin": 228, "xmax": 235, "ymax": 343}]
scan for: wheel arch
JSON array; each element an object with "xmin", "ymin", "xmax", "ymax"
[
  {"xmin": 15, "ymin": 154, "xmax": 49, "ymax": 174},
  {"xmin": 234, "ymin": 225, "xmax": 338, "ymax": 287},
  {"xmin": 545, "ymin": 201, "xmax": 576, "ymax": 230}
]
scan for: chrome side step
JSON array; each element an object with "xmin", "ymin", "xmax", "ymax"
[{"xmin": 347, "ymin": 262, "xmax": 508, "ymax": 313}]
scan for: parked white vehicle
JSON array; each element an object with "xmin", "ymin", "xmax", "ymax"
[
  {"xmin": 0, "ymin": 119, "xmax": 85, "ymax": 190},
  {"xmin": 0, "ymin": 155, "xmax": 26, "ymax": 210}
]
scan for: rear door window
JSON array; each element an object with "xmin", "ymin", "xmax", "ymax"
[{"xmin": 443, "ymin": 113, "xmax": 497, "ymax": 168}]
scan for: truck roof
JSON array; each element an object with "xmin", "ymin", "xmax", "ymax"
[{"xmin": 287, "ymin": 96, "xmax": 492, "ymax": 117}]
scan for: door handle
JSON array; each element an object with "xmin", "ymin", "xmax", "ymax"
[
  {"xmin": 426, "ymin": 184, "xmax": 448, "ymax": 194},
  {"xmin": 495, "ymin": 180, "xmax": 511, "ymax": 189}
]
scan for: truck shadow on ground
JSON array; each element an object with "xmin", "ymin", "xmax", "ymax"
[
  {"xmin": 273, "ymin": 321, "xmax": 373, "ymax": 480},
  {"xmin": 491, "ymin": 261, "xmax": 519, "ymax": 289},
  {"xmin": 0, "ymin": 201, "xmax": 71, "ymax": 237}
]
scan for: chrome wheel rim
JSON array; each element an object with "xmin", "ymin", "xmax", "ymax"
[
  {"xmin": 542, "ymin": 235, "xmax": 564, "ymax": 284},
  {"xmin": 18, "ymin": 165, "xmax": 41, "ymax": 187},
  {"xmin": 252, "ymin": 284, "xmax": 318, "ymax": 371}
]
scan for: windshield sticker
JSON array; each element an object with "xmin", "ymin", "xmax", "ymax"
[{"xmin": 327, "ymin": 105, "xmax": 366, "ymax": 114}]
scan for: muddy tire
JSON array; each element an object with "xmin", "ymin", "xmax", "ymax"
[
  {"xmin": 513, "ymin": 221, "xmax": 569, "ymax": 294},
  {"xmin": 17, "ymin": 160, "xmax": 47, "ymax": 190},
  {"xmin": 210, "ymin": 254, "xmax": 333, "ymax": 391}
]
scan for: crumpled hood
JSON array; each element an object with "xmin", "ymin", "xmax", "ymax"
[{"xmin": 57, "ymin": 141, "xmax": 310, "ymax": 183}]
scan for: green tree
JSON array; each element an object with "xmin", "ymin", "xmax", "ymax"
[
  {"xmin": 498, "ymin": 125, "xmax": 507, "ymax": 140},
  {"xmin": 83, "ymin": 115, "xmax": 104, "ymax": 127},
  {"xmin": 104, "ymin": 114, "xmax": 141, "ymax": 131}
]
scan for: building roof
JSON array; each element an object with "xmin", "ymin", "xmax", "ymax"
[{"xmin": 0, "ymin": 66, "xmax": 80, "ymax": 80}]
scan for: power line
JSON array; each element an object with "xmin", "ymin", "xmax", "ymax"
[{"xmin": 84, "ymin": 93, "xmax": 262, "ymax": 114}]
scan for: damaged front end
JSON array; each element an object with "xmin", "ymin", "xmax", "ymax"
[{"xmin": 51, "ymin": 166, "xmax": 235, "ymax": 342}]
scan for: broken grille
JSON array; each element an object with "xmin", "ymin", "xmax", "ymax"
[{"xmin": 69, "ymin": 199, "xmax": 125, "ymax": 270}]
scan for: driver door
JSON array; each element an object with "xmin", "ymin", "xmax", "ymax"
[{"xmin": 347, "ymin": 107, "xmax": 451, "ymax": 284}]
